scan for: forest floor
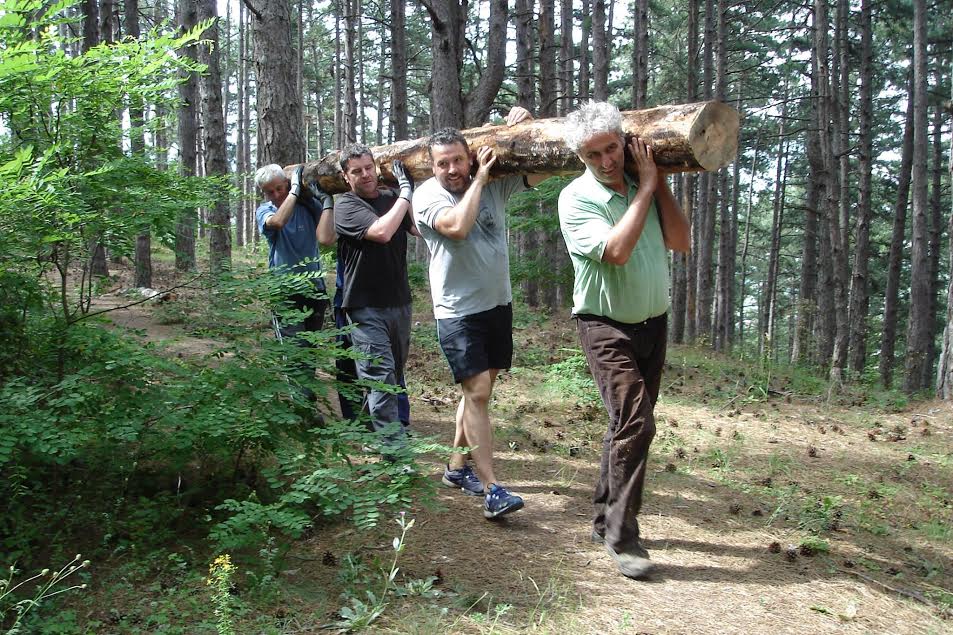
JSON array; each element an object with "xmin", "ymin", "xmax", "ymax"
[{"xmin": 80, "ymin": 259, "xmax": 952, "ymax": 635}]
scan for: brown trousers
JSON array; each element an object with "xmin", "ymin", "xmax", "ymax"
[{"xmin": 576, "ymin": 312, "xmax": 667, "ymax": 553}]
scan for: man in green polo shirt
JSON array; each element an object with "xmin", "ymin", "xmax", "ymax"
[{"xmin": 558, "ymin": 101, "xmax": 690, "ymax": 579}]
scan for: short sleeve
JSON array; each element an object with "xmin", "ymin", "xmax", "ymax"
[
  {"xmin": 413, "ymin": 181, "xmax": 455, "ymax": 233},
  {"xmin": 255, "ymin": 202, "xmax": 276, "ymax": 237},
  {"xmin": 558, "ymin": 188, "xmax": 612, "ymax": 262},
  {"xmin": 334, "ymin": 193, "xmax": 379, "ymax": 241}
]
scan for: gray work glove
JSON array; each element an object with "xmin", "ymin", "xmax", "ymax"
[
  {"xmin": 308, "ymin": 179, "xmax": 334, "ymax": 211},
  {"xmin": 290, "ymin": 165, "xmax": 303, "ymax": 197},
  {"xmin": 392, "ymin": 160, "xmax": 414, "ymax": 201}
]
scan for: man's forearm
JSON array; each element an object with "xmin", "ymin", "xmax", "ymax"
[
  {"xmin": 365, "ymin": 198, "xmax": 412, "ymax": 244},
  {"xmin": 435, "ymin": 180, "xmax": 486, "ymax": 240},
  {"xmin": 601, "ymin": 192, "xmax": 654, "ymax": 265},
  {"xmin": 265, "ymin": 192, "xmax": 299, "ymax": 230}
]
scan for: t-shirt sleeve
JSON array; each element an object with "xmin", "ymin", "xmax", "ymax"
[
  {"xmin": 558, "ymin": 188, "xmax": 612, "ymax": 262},
  {"xmin": 413, "ymin": 182, "xmax": 454, "ymax": 232},
  {"xmin": 334, "ymin": 193, "xmax": 379, "ymax": 241},
  {"xmin": 498, "ymin": 174, "xmax": 528, "ymax": 201},
  {"xmin": 255, "ymin": 202, "xmax": 276, "ymax": 237}
]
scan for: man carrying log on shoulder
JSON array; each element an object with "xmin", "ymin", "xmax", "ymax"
[
  {"xmin": 255, "ymin": 163, "xmax": 336, "ymax": 404},
  {"xmin": 557, "ymin": 101, "xmax": 690, "ymax": 578},
  {"xmin": 334, "ymin": 144, "xmax": 418, "ymax": 455},
  {"xmin": 413, "ymin": 106, "xmax": 547, "ymax": 520}
]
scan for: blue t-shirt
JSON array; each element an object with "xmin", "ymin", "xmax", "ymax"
[{"xmin": 256, "ymin": 199, "xmax": 325, "ymax": 290}]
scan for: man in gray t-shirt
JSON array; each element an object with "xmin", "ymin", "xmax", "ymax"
[{"xmin": 413, "ymin": 108, "xmax": 546, "ymax": 520}]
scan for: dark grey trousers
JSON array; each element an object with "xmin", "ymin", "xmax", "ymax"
[{"xmin": 346, "ymin": 304, "xmax": 412, "ymax": 446}]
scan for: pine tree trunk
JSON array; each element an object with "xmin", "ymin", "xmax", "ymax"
[
  {"xmin": 390, "ymin": 0, "xmax": 408, "ymax": 141},
  {"xmin": 592, "ymin": 0, "xmax": 608, "ymax": 100},
  {"xmin": 903, "ymin": 0, "xmax": 931, "ymax": 393},
  {"xmin": 631, "ymin": 0, "xmax": 648, "ymax": 109},
  {"xmin": 879, "ymin": 71, "xmax": 914, "ymax": 388},
  {"xmin": 558, "ymin": 0, "xmax": 573, "ymax": 115},
  {"xmin": 579, "ymin": 0, "xmax": 590, "ymax": 101},
  {"xmin": 235, "ymin": 0, "xmax": 246, "ymax": 248},
  {"xmin": 925, "ymin": 88, "xmax": 944, "ymax": 389},
  {"xmin": 198, "ymin": 0, "xmax": 231, "ymax": 274},
  {"xmin": 424, "ymin": 0, "xmax": 465, "ymax": 129},
  {"xmin": 343, "ymin": 0, "xmax": 358, "ymax": 144},
  {"xmin": 538, "ymin": 0, "xmax": 556, "ymax": 118},
  {"xmin": 175, "ymin": 0, "xmax": 198, "ymax": 271},
  {"xmin": 252, "ymin": 0, "xmax": 305, "ymax": 166},
  {"xmin": 126, "ymin": 0, "xmax": 151, "ymax": 288},
  {"xmin": 683, "ymin": 0, "xmax": 699, "ymax": 343},
  {"xmin": 847, "ymin": 0, "xmax": 873, "ymax": 375}
]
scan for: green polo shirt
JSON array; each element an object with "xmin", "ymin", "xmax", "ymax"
[{"xmin": 557, "ymin": 169, "xmax": 670, "ymax": 324}]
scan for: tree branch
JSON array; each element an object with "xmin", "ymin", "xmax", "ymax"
[
  {"xmin": 240, "ymin": 0, "xmax": 262, "ymax": 21},
  {"xmin": 69, "ymin": 274, "xmax": 206, "ymax": 325}
]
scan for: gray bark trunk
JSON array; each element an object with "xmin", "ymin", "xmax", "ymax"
[
  {"xmin": 252, "ymin": 0, "xmax": 304, "ymax": 166},
  {"xmin": 198, "ymin": 0, "xmax": 231, "ymax": 274}
]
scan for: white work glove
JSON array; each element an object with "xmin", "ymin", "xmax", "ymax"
[
  {"xmin": 392, "ymin": 160, "xmax": 414, "ymax": 201},
  {"xmin": 290, "ymin": 165, "xmax": 303, "ymax": 197}
]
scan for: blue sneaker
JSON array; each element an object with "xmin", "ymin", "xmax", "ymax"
[
  {"xmin": 441, "ymin": 464, "xmax": 484, "ymax": 496},
  {"xmin": 483, "ymin": 483, "xmax": 524, "ymax": 519}
]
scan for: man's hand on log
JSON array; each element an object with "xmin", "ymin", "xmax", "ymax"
[
  {"xmin": 474, "ymin": 146, "xmax": 497, "ymax": 185},
  {"xmin": 307, "ymin": 179, "xmax": 334, "ymax": 211},
  {"xmin": 392, "ymin": 160, "xmax": 414, "ymax": 201},
  {"xmin": 505, "ymin": 106, "xmax": 533, "ymax": 126},
  {"xmin": 627, "ymin": 137, "xmax": 658, "ymax": 193},
  {"xmin": 290, "ymin": 165, "xmax": 303, "ymax": 197}
]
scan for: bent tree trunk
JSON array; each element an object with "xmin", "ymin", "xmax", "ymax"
[{"xmin": 296, "ymin": 101, "xmax": 740, "ymax": 193}]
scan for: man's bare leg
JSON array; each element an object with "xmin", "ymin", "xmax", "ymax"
[{"xmin": 448, "ymin": 369, "xmax": 498, "ymax": 490}]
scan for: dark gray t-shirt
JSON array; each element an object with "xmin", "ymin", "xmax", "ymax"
[
  {"xmin": 413, "ymin": 175, "xmax": 526, "ymax": 319},
  {"xmin": 334, "ymin": 188, "xmax": 412, "ymax": 309}
]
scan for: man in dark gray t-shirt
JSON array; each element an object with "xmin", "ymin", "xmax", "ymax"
[{"xmin": 335, "ymin": 144, "xmax": 418, "ymax": 449}]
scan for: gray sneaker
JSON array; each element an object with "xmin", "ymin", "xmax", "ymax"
[
  {"xmin": 441, "ymin": 464, "xmax": 484, "ymax": 496},
  {"xmin": 606, "ymin": 542, "xmax": 653, "ymax": 579}
]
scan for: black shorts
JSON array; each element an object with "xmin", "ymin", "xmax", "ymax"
[{"xmin": 436, "ymin": 304, "xmax": 513, "ymax": 383}]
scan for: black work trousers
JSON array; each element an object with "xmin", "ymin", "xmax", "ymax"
[{"xmin": 576, "ymin": 312, "xmax": 667, "ymax": 554}]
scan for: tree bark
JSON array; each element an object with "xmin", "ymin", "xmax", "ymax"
[
  {"xmin": 463, "ymin": 0, "xmax": 508, "ymax": 126},
  {"xmin": 847, "ymin": 0, "xmax": 873, "ymax": 375},
  {"xmin": 390, "ymin": 0, "xmax": 408, "ymax": 141},
  {"xmin": 197, "ymin": 0, "xmax": 231, "ymax": 274},
  {"xmin": 252, "ymin": 0, "xmax": 304, "ymax": 166},
  {"xmin": 175, "ymin": 0, "xmax": 198, "ymax": 271},
  {"xmin": 879, "ymin": 71, "xmax": 914, "ymax": 388},
  {"xmin": 592, "ymin": 0, "xmax": 608, "ymax": 100},
  {"xmin": 538, "ymin": 0, "xmax": 556, "ymax": 118},
  {"xmin": 298, "ymin": 101, "xmax": 741, "ymax": 193},
  {"xmin": 343, "ymin": 0, "xmax": 358, "ymax": 144},
  {"xmin": 903, "ymin": 0, "xmax": 931, "ymax": 393},
  {"xmin": 631, "ymin": 0, "xmax": 648, "ymax": 109},
  {"xmin": 126, "ymin": 0, "xmax": 151, "ymax": 288},
  {"xmin": 558, "ymin": 0, "xmax": 573, "ymax": 115}
]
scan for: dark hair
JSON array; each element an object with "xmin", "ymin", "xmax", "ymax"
[
  {"xmin": 340, "ymin": 143, "xmax": 374, "ymax": 171},
  {"xmin": 427, "ymin": 128, "xmax": 469, "ymax": 157}
]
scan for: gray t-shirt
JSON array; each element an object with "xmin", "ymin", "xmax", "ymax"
[{"xmin": 414, "ymin": 175, "xmax": 526, "ymax": 319}]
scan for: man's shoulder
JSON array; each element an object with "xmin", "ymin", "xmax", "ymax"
[{"xmin": 256, "ymin": 200, "xmax": 276, "ymax": 216}]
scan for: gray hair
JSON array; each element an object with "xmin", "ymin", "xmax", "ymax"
[
  {"xmin": 562, "ymin": 101, "xmax": 623, "ymax": 153},
  {"xmin": 254, "ymin": 164, "xmax": 286, "ymax": 189}
]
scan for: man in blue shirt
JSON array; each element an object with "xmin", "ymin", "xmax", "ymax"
[{"xmin": 254, "ymin": 163, "xmax": 336, "ymax": 346}]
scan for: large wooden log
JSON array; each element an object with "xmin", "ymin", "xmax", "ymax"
[{"xmin": 295, "ymin": 101, "xmax": 739, "ymax": 194}]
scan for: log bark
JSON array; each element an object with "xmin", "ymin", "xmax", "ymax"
[{"xmin": 294, "ymin": 101, "xmax": 740, "ymax": 194}]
